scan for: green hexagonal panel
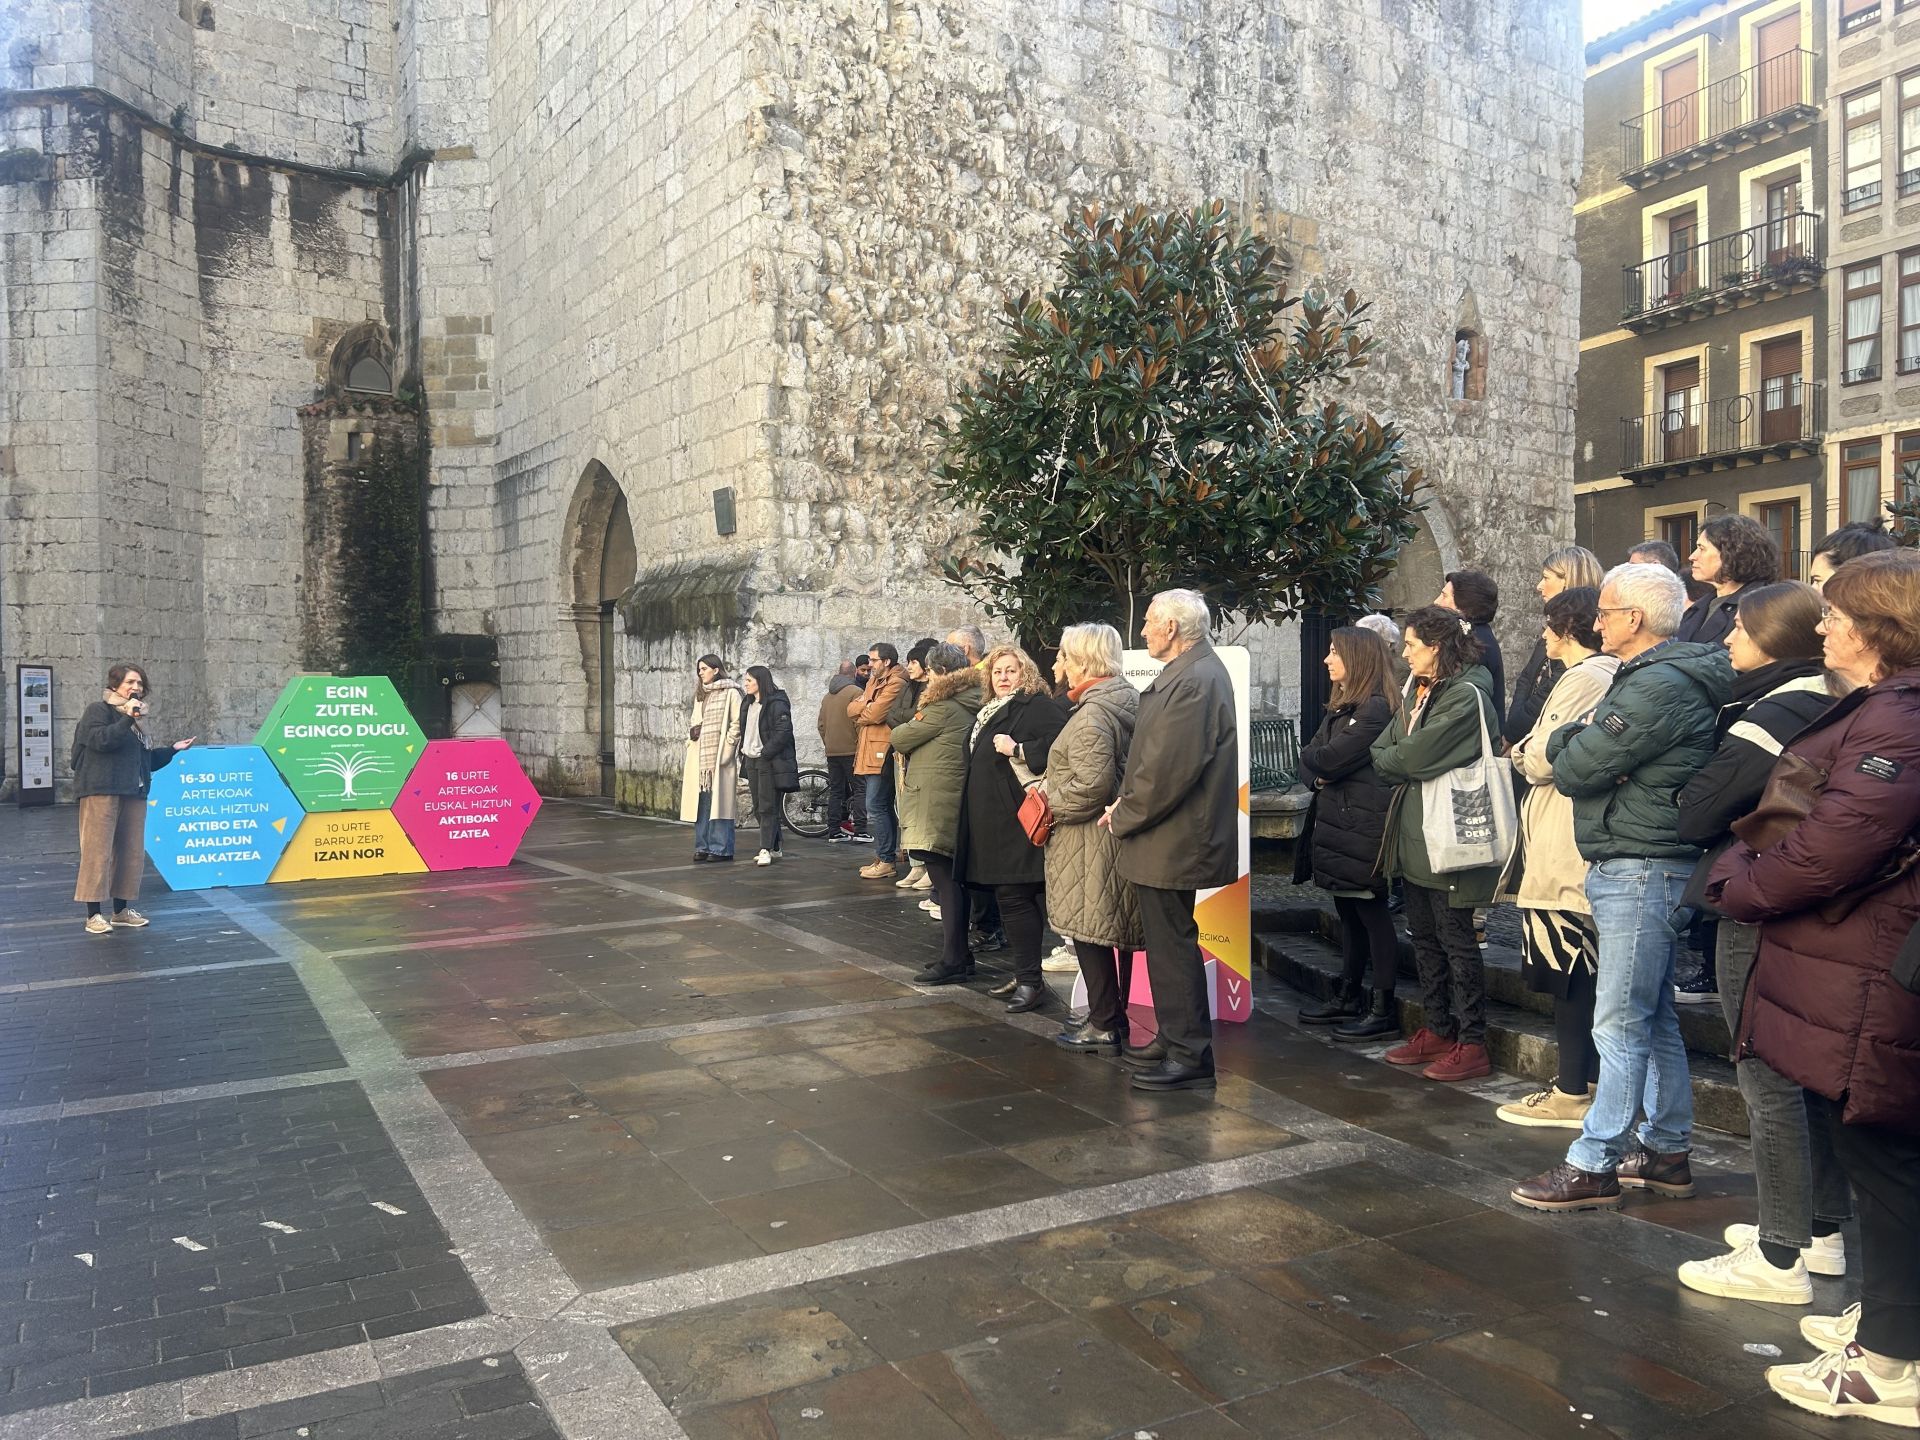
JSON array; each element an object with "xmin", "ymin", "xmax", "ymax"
[{"xmin": 255, "ymin": 675, "xmax": 426, "ymax": 812}]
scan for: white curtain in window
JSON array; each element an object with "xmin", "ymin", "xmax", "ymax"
[
  {"xmin": 1849, "ymin": 265, "xmax": 1883, "ymax": 376},
  {"xmin": 1903, "ymin": 261, "xmax": 1920, "ymax": 367}
]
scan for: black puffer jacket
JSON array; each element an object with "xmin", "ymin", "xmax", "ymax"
[
  {"xmin": 955, "ymin": 690, "xmax": 1069, "ymax": 887},
  {"xmin": 1676, "ymin": 658, "xmax": 1834, "ymax": 911},
  {"xmin": 746, "ymin": 691, "xmax": 800, "ymax": 792},
  {"xmin": 1299, "ymin": 695, "xmax": 1395, "ymax": 893},
  {"xmin": 1502, "ymin": 636, "xmax": 1562, "ymax": 748},
  {"xmin": 1677, "ymin": 581, "xmax": 1763, "ymax": 649}
]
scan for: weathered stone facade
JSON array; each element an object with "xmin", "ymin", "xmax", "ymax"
[{"xmin": 2, "ymin": 0, "xmax": 1581, "ymax": 806}]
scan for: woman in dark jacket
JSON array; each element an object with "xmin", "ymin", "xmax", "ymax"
[
  {"xmin": 739, "ymin": 666, "xmax": 799, "ymax": 866},
  {"xmin": 1709, "ymin": 551, "xmax": 1920, "ymax": 1425},
  {"xmin": 1674, "ymin": 583, "xmax": 1845, "ymax": 1306},
  {"xmin": 1296, "ymin": 626, "xmax": 1401, "ymax": 1040},
  {"xmin": 955, "ymin": 644, "xmax": 1068, "ymax": 1012},
  {"xmin": 891, "ymin": 645, "xmax": 985, "ymax": 984},
  {"xmin": 72, "ymin": 662, "xmax": 195, "ymax": 934},
  {"xmin": 1369, "ymin": 607, "xmax": 1504, "ymax": 1083}
]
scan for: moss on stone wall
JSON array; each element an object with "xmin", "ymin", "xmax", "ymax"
[
  {"xmin": 335, "ymin": 427, "xmax": 426, "ymax": 691},
  {"xmin": 614, "ymin": 767, "xmax": 679, "ymax": 818}
]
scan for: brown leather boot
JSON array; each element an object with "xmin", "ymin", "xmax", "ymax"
[
  {"xmin": 1422, "ymin": 1041, "xmax": 1492, "ymax": 1082},
  {"xmin": 1510, "ymin": 1162, "xmax": 1624, "ymax": 1213},
  {"xmin": 1383, "ymin": 1027, "xmax": 1452, "ymax": 1066},
  {"xmin": 1617, "ymin": 1144, "xmax": 1695, "ymax": 1197}
]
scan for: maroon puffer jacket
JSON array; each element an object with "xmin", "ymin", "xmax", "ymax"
[{"xmin": 1708, "ymin": 665, "xmax": 1920, "ymax": 1134}]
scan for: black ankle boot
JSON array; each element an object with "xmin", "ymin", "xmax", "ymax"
[
  {"xmin": 1299, "ymin": 979, "xmax": 1362, "ymax": 1025},
  {"xmin": 1332, "ymin": 991, "xmax": 1399, "ymax": 1042}
]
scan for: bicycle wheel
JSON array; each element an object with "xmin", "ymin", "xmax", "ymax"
[{"xmin": 782, "ymin": 768, "xmax": 832, "ymax": 838}]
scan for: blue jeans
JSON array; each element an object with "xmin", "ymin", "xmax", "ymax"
[
  {"xmin": 1568, "ymin": 856, "xmax": 1694, "ymax": 1174},
  {"xmin": 694, "ymin": 789, "xmax": 734, "ymax": 857},
  {"xmin": 866, "ymin": 756, "xmax": 898, "ymax": 862}
]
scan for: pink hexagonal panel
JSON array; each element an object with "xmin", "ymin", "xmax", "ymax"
[{"xmin": 392, "ymin": 739, "xmax": 543, "ymax": 872}]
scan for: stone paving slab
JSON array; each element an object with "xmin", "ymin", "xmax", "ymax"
[
  {"xmin": 0, "ymin": 1083, "xmax": 483, "ymax": 1415},
  {"xmin": 0, "ymin": 967, "xmax": 343, "ymax": 1106},
  {"xmin": 120, "ymin": 1354, "xmax": 559, "ymax": 1439}
]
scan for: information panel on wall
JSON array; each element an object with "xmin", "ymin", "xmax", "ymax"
[{"xmin": 15, "ymin": 664, "xmax": 55, "ymax": 807}]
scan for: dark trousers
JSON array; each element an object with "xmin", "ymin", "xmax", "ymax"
[
  {"xmin": 919, "ymin": 852, "xmax": 972, "ymax": 976},
  {"xmin": 1554, "ymin": 967, "xmax": 1600, "ymax": 1094},
  {"xmin": 1814, "ymin": 1095, "xmax": 1920, "ymax": 1359},
  {"xmin": 744, "ymin": 756, "xmax": 782, "ymax": 852},
  {"xmin": 825, "ymin": 754, "xmax": 864, "ymax": 833},
  {"xmin": 994, "ymin": 883, "xmax": 1046, "ymax": 983},
  {"xmin": 1332, "ymin": 893, "xmax": 1398, "ymax": 995},
  {"xmin": 1075, "ymin": 942, "xmax": 1134, "ymax": 1033},
  {"xmin": 1402, "ymin": 883, "xmax": 1487, "ymax": 1045},
  {"xmin": 1137, "ymin": 885, "xmax": 1211, "ymax": 1069},
  {"xmin": 970, "ymin": 886, "xmax": 1002, "ymax": 935}
]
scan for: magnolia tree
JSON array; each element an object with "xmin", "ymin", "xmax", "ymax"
[{"xmin": 935, "ymin": 202, "xmax": 1427, "ymax": 645}]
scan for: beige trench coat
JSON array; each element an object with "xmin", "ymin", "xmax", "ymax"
[
  {"xmin": 1498, "ymin": 653, "xmax": 1619, "ymax": 913},
  {"xmin": 678, "ymin": 684, "xmax": 743, "ymax": 823}
]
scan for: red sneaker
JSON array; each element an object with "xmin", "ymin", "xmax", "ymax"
[
  {"xmin": 1423, "ymin": 1042, "xmax": 1492, "ymax": 1082},
  {"xmin": 1383, "ymin": 1027, "xmax": 1452, "ymax": 1066}
]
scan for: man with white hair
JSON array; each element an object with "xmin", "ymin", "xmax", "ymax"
[
  {"xmin": 945, "ymin": 625, "xmax": 988, "ymax": 667},
  {"xmin": 1102, "ymin": 588, "xmax": 1239, "ymax": 1092},
  {"xmin": 1512, "ymin": 562, "xmax": 1732, "ymax": 1213}
]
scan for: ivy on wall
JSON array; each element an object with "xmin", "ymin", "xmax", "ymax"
[{"xmin": 336, "ymin": 426, "xmax": 426, "ymax": 690}]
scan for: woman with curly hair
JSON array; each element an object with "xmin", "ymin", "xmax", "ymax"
[
  {"xmin": 1679, "ymin": 514, "xmax": 1781, "ymax": 647},
  {"xmin": 1369, "ymin": 605, "xmax": 1505, "ymax": 1082},
  {"xmin": 955, "ymin": 644, "xmax": 1069, "ymax": 1012}
]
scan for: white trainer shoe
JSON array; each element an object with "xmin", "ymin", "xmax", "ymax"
[
  {"xmin": 111, "ymin": 907, "xmax": 150, "ymax": 928},
  {"xmin": 1722, "ymin": 1223, "xmax": 1847, "ymax": 1278},
  {"xmin": 1767, "ymin": 1343, "xmax": 1919, "ymax": 1428},
  {"xmin": 1678, "ymin": 1240, "xmax": 1812, "ymax": 1305},
  {"xmin": 1041, "ymin": 946, "xmax": 1080, "ymax": 974},
  {"xmin": 84, "ymin": 913, "xmax": 112, "ymax": 935},
  {"xmin": 896, "ymin": 865, "xmax": 926, "ymax": 889},
  {"xmin": 754, "ymin": 848, "xmax": 778, "ymax": 866},
  {"xmin": 1802, "ymin": 1303, "xmax": 1863, "ymax": 1354}
]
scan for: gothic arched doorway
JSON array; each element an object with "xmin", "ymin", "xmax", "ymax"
[{"xmin": 564, "ymin": 462, "xmax": 636, "ymax": 796}]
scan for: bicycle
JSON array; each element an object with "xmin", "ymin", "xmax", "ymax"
[{"xmin": 734, "ymin": 767, "xmax": 832, "ymax": 840}]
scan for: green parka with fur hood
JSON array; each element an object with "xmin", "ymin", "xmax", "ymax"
[{"xmin": 890, "ymin": 667, "xmax": 985, "ymax": 858}]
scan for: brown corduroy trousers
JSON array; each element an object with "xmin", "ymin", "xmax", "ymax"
[{"xmin": 74, "ymin": 794, "xmax": 147, "ymax": 904}]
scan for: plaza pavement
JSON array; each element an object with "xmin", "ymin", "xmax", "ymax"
[{"xmin": 0, "ymin": 798, "xmax": 1855, "ymax": 1438}]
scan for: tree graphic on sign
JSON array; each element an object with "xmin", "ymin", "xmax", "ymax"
[{"xmin": 304, "ymin": 746, "xmax": 392, "ymax": 802}]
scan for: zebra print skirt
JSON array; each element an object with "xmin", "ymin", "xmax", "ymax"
[{"xmin": 1520, "ymin": 907, "xmax": 1598, "ymax": 1000}]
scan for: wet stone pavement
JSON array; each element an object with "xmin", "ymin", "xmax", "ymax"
[{"xmin": 0, "ymin": 799, "xmax": 1861, "ymax": 1438}]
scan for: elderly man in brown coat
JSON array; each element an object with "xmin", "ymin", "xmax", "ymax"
[{"xmin": 1102, "ymin": 588, "xmax": 1238, "ymax": 1092}]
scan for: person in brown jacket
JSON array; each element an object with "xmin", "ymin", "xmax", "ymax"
[
  {"xmin": 817, "ymin": 663, "xmax": 868, "ymax": 843},
  {"xmin": 1102, "ymin": 588, "xmax": 1238, "ymax": 1094},
  {"xmin": 848, "ymin": 641, "xmax": 905, "ymax": 878}
]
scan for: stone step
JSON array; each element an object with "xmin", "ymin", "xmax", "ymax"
[{"xmin": 1255, "ymin": 925, "xmax": 1748, "ymax": 1137}]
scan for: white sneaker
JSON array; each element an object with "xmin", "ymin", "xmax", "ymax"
[
  {"xmin": 754, "ymin": 848, "xmax": 777, "ymax": 866},
  {"xmin": 84, "ymin": 913, "xmax": 112, "ymax": 936},
  {"xmin": 1678, "ymin": 1240, "xmax": 1812, "ymax": 1305},
  {"xmin": 1767, "ymin": 1344, "xmax": 1919, "ymax": 1428},
  {"xmin": 1041, "ymin": 948, "xmax": 1080, "ymax": 974},
  {"xmin": 918, "ymin": 897, "xmax": 939, "ymax": 912},
  {"xmin": 1723, "ymin": 1223, "xmax": 1847, "ymax": 1278},
  {"xmin": 911, "ymin": 871, "xmax": 933, "ymax": 890},
  {"xmin": 111, "ymin": 907, "xmax": 150, "ymax": 928},
  {"xmin": 926, "ymin": 904, "xmax": 942, "ymax": 920},
  {"xmin": 896, "ymin": 864, "xmax": 926, "ymax": 889},
  {"xmin": 1803, "ymin": 1303, "xmax": 1863, "ymax": 1353}
]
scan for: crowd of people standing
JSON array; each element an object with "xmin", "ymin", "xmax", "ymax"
[
  {"xmin": 676, "ymin": 523, "xmax": 1920, "ymax": 1429},
  {"xmin": 1291, "ymin": 519, "xmax": 1920, "ymax": 1431}
]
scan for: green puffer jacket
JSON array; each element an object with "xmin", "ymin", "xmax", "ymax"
[
  {"xmin": 889, "ymin": 668, "xmax": 985, "ymax": 858},
  {"xmin": 1369, "ymin": 665, "xmax": 1503, "ymax": 907},
  {"xmin": 1546, "ymin": 639, "xmax": 1733, "ymax": 863}
]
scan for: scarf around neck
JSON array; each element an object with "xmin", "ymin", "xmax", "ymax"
[
  {"xmin": 105, "ymin": 689, "xmax": 151, "ymax": 747},
  {"xmin": 697, "ymin": 680, "xmax": 738, "ymax": 788}
]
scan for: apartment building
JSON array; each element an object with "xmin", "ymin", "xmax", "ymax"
[
  {"xmin": 1823, "ymin": 0, "xmax": 1920, "ymax": 527},
  {"xmin": 1577, "ymin": 0, "xmax": 1829, "ymax": 575}
]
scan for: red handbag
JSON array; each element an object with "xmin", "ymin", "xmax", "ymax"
[{"xmin": 1017, "ymin": 785, "xmax": 1053, "ymax": 846}]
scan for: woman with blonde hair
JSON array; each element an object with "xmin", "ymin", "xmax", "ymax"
[
  {"xmin": 956, "ymin": 644, "xmax": 1069, "ymax": 1012},
  {"xmin": 1505, "ymin": 545, "xmax": 1605, "ymax": 747},
  {"xmin": 1040, "ymin": 624, "xmax": 1143, "ymax": 1053}
]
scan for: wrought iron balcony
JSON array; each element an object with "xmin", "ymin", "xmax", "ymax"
[
  {"xmin": 1621, "ymin": 213, "xmax": 1823, "ymax": 330},
  {"xmin": 1622, "ymin": 384, "xmax": 1823, "ymax": 480},
  {"xmin": 1621, "ymin": 49, "xmax": 1817, "ymax": 184}
]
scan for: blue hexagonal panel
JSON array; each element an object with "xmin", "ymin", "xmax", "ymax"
[{"xmin": 146, "ymin": 745, "xmax": 304, "ymax": 890}]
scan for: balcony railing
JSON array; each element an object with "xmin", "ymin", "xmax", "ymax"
[
  {"xmin": 1622, "ymin": 213, "xmax": 1823, "ymax": 327},
  {"xmin": 1901, "ymin": 168, "xmax": 1920, "ymax": 199},
  {"xmin": 1622, "ymin": 49, "xmax": 1816, "ymax": 181},
  {"xmin": 1622, "ymin": 384, "xmax": 1823, "ymax": 477}
]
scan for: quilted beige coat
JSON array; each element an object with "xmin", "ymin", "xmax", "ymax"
[{"xmin": 1041, "ymin": 677, "xmax": 1143, "ymax": 950}]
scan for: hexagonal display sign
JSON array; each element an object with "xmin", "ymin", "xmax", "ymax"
[
  {"xmin": 145, "ymin": 745, "xmax": 303, "ymax": 890},
  {"xmin": 256, "ymin": 675, "xmax": 425, "ymax": 812},
  {"xmin": 392, "ymin": 739, "xmax": 543, "ymax": 871},
  {"xmin": 271, "ymin": 810, "xmax": 427, "ymax": 883}
]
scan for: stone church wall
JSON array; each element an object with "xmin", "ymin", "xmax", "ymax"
[{"xmin": 482, "ymin": 0, "xmax": 1580, "ymax": 805}]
